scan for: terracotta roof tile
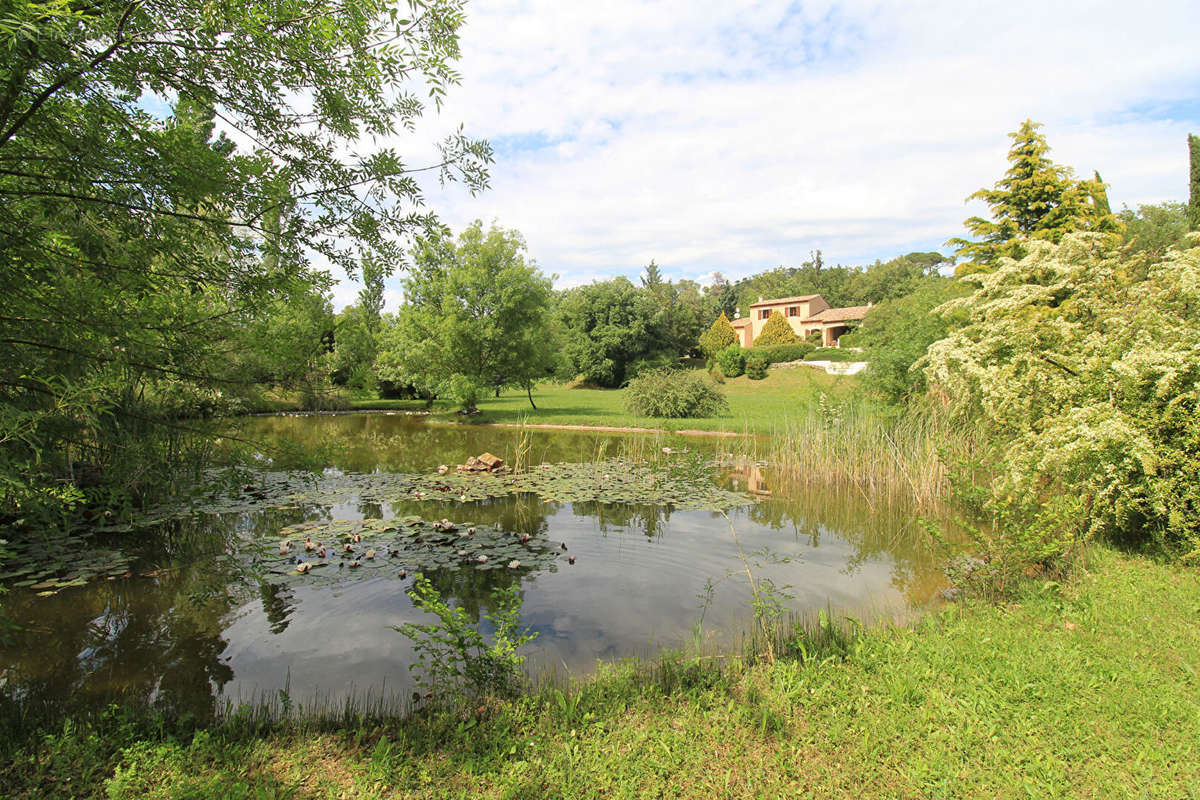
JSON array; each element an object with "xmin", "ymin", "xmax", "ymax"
[
  {"xmin": 803, "ymin": 305, "xmax": 871, "ymax": 323},
  {"xmin": 748, "ymin": 295, "xmax": 822, "ymax": 307}
]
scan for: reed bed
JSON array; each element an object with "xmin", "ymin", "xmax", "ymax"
[{"xmin": 720, "ymin": 402, "xmax": 980, "ymax": 513}]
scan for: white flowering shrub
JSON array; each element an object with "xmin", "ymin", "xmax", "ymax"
[{"xmin": 924, "ymin": 233, "xmax": 1200, "ymax": 560}]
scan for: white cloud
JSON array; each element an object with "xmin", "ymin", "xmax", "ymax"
[{"xmin": 331, "ymin": 0, "xmax": 1200, "ymax": 308}]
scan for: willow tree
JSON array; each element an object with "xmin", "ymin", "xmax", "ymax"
[
  {"xmin": 0, "ymin": 0, "xmax": 491, "ymax": 519},
  {"xmin": 949, "ymin": 120, "xmax": 1119, "ymax": 276}
]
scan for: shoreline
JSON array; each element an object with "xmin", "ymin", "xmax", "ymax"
[{"xmin": 249, "ymin": 408, "xmax": 755, "ymax": 438}]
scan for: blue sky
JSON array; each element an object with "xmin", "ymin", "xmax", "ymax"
[{"xmin": 328, "ymin": 0, "xmax": 1200, "ymax": 309}]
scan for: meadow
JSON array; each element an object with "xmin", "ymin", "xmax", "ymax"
[{"xmin": 346, "ymin": 365, "xmax": 851, "ymax": 435}]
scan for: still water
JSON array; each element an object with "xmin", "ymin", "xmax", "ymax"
[{"xmin": 0, "ymin": 414, "xmax": 945, "ymax": 721}]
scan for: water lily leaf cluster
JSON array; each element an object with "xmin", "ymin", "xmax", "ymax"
[
  {"xmin": 3, "ymin": 458, "xmax": 751, "ymax": 595},
  {"xmin": 255, "ymin": 518, "xmax": 560, "ymax": 586},
  {"xmin": 0, "ymin": 533, "xmax": 133, "ymax": 596},
  {"xmin": 97, "ymin": 458, "xmax": 752, "ymax": 527}
]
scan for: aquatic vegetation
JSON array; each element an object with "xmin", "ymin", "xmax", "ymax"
[
  {"xmin": 254, "ymin": 517, "xmax": 561, "ymax": 585},
  {"xmin": 97, "ymin": 457, "xmax": 752, "ymax": 528},
  {"xmin": 0, "ymin": 457, "xmax": 750, "ymax": 597},
  {"xmin": 0, "ymin": 532, "xmax": 133, "ymax": 596}
]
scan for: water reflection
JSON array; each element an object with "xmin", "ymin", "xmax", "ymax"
[{"xmin": 1, "ymin": 415, "xmax": 948, "ymax": 724}]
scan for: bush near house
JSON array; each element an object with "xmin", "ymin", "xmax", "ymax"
[
  {"xmin": 716, "ymin": 345, "xmax": 745, "ymax": 378},
  {"xmin": 753, "ymin": 310, "xmax": 799, "ymax": 346},
  {"xmin": 750, "ymin": 342, "xmax": 815, "ymax": 363},
  {"xmin": 745, "ymin": 354, "xmax": 768, "ymax": 380},
  {"xmin": 624, "ymin": 369, "xmax": 729, "ymax": 418}
]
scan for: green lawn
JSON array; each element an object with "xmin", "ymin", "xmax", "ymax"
[
  {"xmin": 8, "ymin": 547, "xmax": 1198, "ymax": 798},
  {"xmin": 349, "ymin": 366, "xmax": 853, "ymax": 436}
]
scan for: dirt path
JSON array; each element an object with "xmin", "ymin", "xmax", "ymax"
[{"xmin": 469, "ymin": 421, "xmax": 750, "ymax": 438}]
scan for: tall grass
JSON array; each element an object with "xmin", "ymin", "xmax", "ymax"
[{"xmin": 721, "ymin": 399, "xmax": 980, "ymax": 513}]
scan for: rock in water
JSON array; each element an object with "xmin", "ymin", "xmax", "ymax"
[{"xmin": 478, "ymin": 452, "xmax": 504, "ymax": 471}]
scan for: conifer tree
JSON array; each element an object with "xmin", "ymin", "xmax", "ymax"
[
  {"xmin": 642, "ymin": 259, "xmax": 663, "ymax": 289},
  {"xmin": 949, "ymin": 120, "xmax": 1101, "ymax": 276},
  {"xmin": 1189, "ymin": 134, "xmax": 1200, "ymax": 232},
  {"xmin": 699, "ymin": 312, "xmax": 737, "ymax": 358},
  {"xmin": 754, "ymin": 310, "xmax": 799, "ymax": 346},
  {"xmin": 1090, "ymin": 170, "xmax": 1112, "ymax": 217},
  {"xmin": 1082, "ymin": 170, "xmax": 1124, "ymax": 237}
]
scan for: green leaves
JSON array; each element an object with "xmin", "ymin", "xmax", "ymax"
[
  {"xmin": 924, "ymin": 233, "xmax": 1200, "ymax": 555},
  {"xmin": 377, "ymin": 220, "xmax": 553, "ymax": 412},
  {"xmin": 624, "ymin": 371, "xmax": 730, "ymax": 419},
  {"xmin": 0, "ymin": 0, "xmax": 490, "ymax": 522},
  {"xmin": 699, "ymin": 312, "xmax": 738, "ymax": 358},
  {"xmin": 754, "ymin": 310, "xmax": 799, "ymax": 347},
  {"xmin": 949, "ymin": 120, "xmax": 1121, "ymax": 275}
]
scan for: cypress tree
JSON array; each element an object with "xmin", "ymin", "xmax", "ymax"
[
  {"xmin": 1090, "ymin": 171, "xmax": 1112, "ymax": 217},
  {"xmin": 1189, "ymin": 134, "xmax": 1200, "ymax": 232},
  {"xmin": 698, "ymin": 312, "xmax": 737, "ymax": 358},
  {"xmin": 754, "ymin": 310, "xmax": 799, "ymax": 346}
]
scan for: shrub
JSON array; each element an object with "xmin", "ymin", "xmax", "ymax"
[
  {"xmin": 923, "ymin": 233, "xmax": 1200, "ymax": 557},
  {"xmin": 745, "ymin": 354, "xmax": 768, "ymax": 380},
  {"xmin": 754, "ymin": 310, "xmax": 799, "ymax": 346},
  {"xmin": 805, "ymin": 347, "xmax": 860, "ymax": 362},
  {"xmin": 716, "ymin": 345, "xmax": 745, "ymax": 378},
  {"xmin": 625, "ymin": 369, "xmax": 729, "ymax": 418},
  {"xmin": 698, "ymin": 312, "xmax": 738, "ymax": 358},
  {"xmin": 393, "ymin": 575, "xmax": 538, "ymax": 701},
  {"xmin": 708, "ymin": 365, "xmax": 725, "ymax": 384},
  {"xmin": 855, "ymin": 278, "xmax": 969, "ymax": 403},
  {"xmin": 836, "ymin": 330, "xmax": 862, "ymax": 348},
  {"xmin": 751, "ymin": 342, "xmax": 815, "ymax": 364}
]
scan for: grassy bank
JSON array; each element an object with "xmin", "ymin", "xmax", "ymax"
[
  {"xmin": 6, "ymin": 546, "xmax": 1197, "ymax": 798},
  {"xmin": 338, "ymin": 366, "xmax": 853, "ymax": 436}
]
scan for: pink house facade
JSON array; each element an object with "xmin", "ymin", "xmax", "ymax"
[{"xmin": 729, "ymin": 294, "xmax": 871, "ymax": 348}]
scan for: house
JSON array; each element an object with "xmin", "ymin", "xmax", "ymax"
[{"xmin": 729, "ymin": 294, "xmax": 871, "ymax": 348}]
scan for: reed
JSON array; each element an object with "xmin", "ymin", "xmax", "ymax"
[{"xmin": 720, "ymin": 399, "xmax": 979, "ymax": 512}]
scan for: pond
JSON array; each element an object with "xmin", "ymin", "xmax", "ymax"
[{"xmin": 0, "ymin": 414, "xmax": 947, "ymax": 722}]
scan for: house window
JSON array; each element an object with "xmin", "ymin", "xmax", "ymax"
[
  {"xmin": 759, "ymin": 309, "xmax": 770, "ymax": 320},
  {"xmin": 787, "ymin": 306, "xmax": 798, "ymax": 317}
]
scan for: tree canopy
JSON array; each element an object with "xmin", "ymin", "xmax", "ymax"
[
  {"xmin": 1189, "ymin": 134, "xmax": 1200, "ymax": 231},
  {"xmin": 0, "ymin": 0, "xmax": 490, "ymax": 516},
  {"xmin": 699, "ymin": 313, "xmax": 738, "ymax": 358},
  {"xmin": 377, "ymin": 221, "xmax": 554, "ymax": 411}
]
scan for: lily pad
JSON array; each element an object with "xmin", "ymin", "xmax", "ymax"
[
  {"xmin": 139, "ymin": 458, "xmax": 753, "ymax": 523},
  {"xmin": 245, "ymin": 518, "xmax": 562, "ymax": 588}
]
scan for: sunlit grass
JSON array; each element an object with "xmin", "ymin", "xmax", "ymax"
[{"xmin": 348, "ymin": 366, "xmax": 851, "ymax": 436}]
